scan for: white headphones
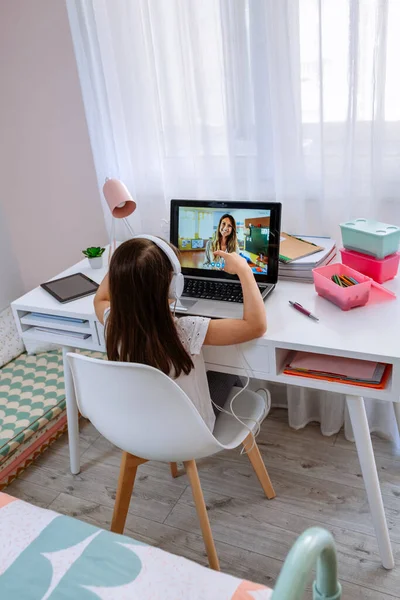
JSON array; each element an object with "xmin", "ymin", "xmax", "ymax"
[{"xmin": 133, "ymin": 234, "xmax": 184, "ymax": 301}]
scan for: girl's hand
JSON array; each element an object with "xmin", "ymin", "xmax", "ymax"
[{"xmin": 213, "ymin": 250, "xmax": 250, "ymax": 275}]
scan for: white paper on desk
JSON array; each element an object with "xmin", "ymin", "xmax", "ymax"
[{"xmin": 289, "ymin": 352, "xmax": 378, "ymax": 379}]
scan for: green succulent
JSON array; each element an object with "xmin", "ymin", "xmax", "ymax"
[{"xmin": 82, "ymin": 246, "xmax": 105, "ymax": 259}]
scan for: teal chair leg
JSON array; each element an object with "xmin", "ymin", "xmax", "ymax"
[{"xmin": 271, "ymin": 527, "xmax": 342, "ymax": 600}]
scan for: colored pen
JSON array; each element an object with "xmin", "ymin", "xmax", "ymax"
[
  {"xmin": 289, "ymin": 301, "xmax": 319, "ymax": 322},
  {"xmin": 348, "ymin": 276, "xmax": 359, "ymax": 285},
  {"xmin": 332, "ymin": 275, "xmax": 343, "ymax": 286},
  {"xmin": 338, "ymin": 275, "xmax": 351, "ymax": 287}
]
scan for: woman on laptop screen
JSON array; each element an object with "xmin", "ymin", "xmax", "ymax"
[{"xmin": 203, "ymin": 214, "xmax": 239, "ymax": 267}]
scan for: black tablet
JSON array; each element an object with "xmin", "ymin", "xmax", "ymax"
[{"xmin": 40, "ymin": 273, "xmax": 99, "ymax": 303}]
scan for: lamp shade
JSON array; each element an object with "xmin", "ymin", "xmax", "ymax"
[{"xmin": 103, "ymin": 178, "xmax": 136, "ymax": 218}]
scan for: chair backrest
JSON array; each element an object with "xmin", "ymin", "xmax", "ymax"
[{"xmin": 67, "ymin": 353, "xmax": 222, "ymax": 462}]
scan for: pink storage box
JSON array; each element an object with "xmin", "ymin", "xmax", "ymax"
[
  {"xmin": 340, "ymin": 248, "xmax": 399, "ymax": 283},
  {"xmin": 313, "ymin": 263, "xmax": 372, "ymax": 310}
]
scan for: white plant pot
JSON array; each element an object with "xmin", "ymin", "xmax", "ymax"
[{"xmin": 88, "ymin": 256, "xmax": 103, "ymax": 269}]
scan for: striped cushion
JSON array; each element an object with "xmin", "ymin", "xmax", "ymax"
[{"xmin": 0, "ymin": 349, "xmax": 105, "ymax": 465}]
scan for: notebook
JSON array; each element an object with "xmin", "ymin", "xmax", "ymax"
[
  {"xmin": 279, "ymin": 234, "xmax": 324, "ymax": 263},
  {"xmin": 278, "ymin": 236, "xmax": 337, "ymax": 282},
  {"xmin": 279, "ymin": 237, "xmax": 336, "ymax": 267}
]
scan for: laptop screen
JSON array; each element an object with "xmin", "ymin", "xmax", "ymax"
[{"xmin": 170, "ymin": 200, "xmax": 281, "ymax": 284}]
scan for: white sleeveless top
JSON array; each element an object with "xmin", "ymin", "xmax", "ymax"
[{"xmin": 103, "ymin": 309, "xmax": 215, "ymax": 431}]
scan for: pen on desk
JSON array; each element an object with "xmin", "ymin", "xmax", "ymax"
[{"xmin": 289, "ymin": 301, "xmax": 319, "ymax": 322}]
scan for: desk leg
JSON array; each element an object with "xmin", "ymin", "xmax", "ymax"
[
  {"xmin": 62, "ymin": 347, "xmax": 80, "ymax": 475},
  {"xmin": 393, "ymin": 402, "xmax": 400, "ymax": 436},
  {"xmin": 346, "ymin": 395, "xmax": 394, "ymax": 569}
]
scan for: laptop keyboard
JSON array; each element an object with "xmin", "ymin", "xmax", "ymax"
[{"xmin": 183, "ymin": 279, "xmax": 244, "ymax": 303}]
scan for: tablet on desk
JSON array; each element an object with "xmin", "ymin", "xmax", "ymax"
[{"xmin": 40, "ymin": 273, "xmax": 99, "ymax": 303}]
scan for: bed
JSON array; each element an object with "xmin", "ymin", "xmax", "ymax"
[{"xmin": 0, "ymin": 492, "xmax": 272, "ymax": 598}]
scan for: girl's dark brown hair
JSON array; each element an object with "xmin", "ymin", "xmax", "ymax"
[
  {"xmin": 211, "ymin": 213, "xmax": 238, "ymax": 254},
  {"xmin": 105, "ymin": 238, "xmax": 194, "ymax": 377}
]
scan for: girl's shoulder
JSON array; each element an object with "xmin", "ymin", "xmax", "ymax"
[{"xmin": 174, "ymin": 316, "xmax": 210, "ymax": 356}]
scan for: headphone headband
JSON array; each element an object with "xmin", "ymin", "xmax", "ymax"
[
  {"xmin": 132, "ymin": 234, "xmax": 183, "ymax": 300},
  {"xmin": 133, "ymin": 234, "xmax": 181, "ymax": 274}
]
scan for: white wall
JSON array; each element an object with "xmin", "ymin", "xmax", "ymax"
[
  {"xmin": 0, "ymin": 0, "xmax": 106, "ymax": 295},
  {"xmin": 0, "ymin": 204, "xmax": 23, "ymax": 311}
]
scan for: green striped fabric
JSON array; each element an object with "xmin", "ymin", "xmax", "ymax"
[{"xmin": 0, "ymin": 349, "xmax": 105, "ymax": 463}]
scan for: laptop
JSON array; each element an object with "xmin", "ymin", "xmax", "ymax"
[{"xmin": 170, "ymin": 199, "xmax": 282, "ymax": 319}]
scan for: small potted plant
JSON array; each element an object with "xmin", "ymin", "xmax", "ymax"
[{"xmin": 82, "ymin": 246, "xmax": 105, "ymax": 269}]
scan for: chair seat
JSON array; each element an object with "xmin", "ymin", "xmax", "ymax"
[{"xmin": 212, "ymin": 387, "xmax": 267, "ymax": 449}]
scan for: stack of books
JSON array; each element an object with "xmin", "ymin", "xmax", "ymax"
[
  {"xmin": 279, "ymin": 234, "xmax": 336, "ymax": 282},
  {"xmin": 283, "ymin": 352, "xmax": 391, "ymax": 390}
]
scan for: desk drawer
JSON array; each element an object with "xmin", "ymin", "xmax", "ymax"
[{"xmin": 203, "ymin": 340, "xmax": 270, "ymax": 375}]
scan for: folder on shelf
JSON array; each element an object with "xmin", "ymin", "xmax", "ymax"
[
  {"xmin": 33, "ymin": 327, "xmax": 91, "ymax": 340},
  {"xmin": 283, "ymin": 351, "xmax": 391, "ymax": 389},
  {"xmin": 30, "ymin": 313, "xmax": 87, "ymax": 324}
]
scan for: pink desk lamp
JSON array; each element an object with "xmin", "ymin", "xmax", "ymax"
[{"xmin": 103, "ymin": 178, "xmax": 137, "ymax": 261}]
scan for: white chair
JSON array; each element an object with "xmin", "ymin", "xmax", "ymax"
[{"xmin": 67, "ymin": 352, "xmax": 276, "ymax": 571}]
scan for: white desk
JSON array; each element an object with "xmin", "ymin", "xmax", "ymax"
[{"xmin": 12, "ymin": 248, "xmax": 400, "ymax": 570}]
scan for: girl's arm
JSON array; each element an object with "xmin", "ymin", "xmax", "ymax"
[
  {"xmin": 94, "ymin": 274, "xmax": 110, "ymax": 324},
  {"xmin": 204, "ymin": 251, "xmax": 267, "ymax": 345}
]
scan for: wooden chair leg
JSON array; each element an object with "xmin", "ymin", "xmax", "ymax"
[
  {"xmin": 184, "ymin": 459, "xmax": 220, "ymax": 571},
  {"xmin": 243, "ymin": 434, "xmax": 276, "ymax": 499},
  {"xmin": 170, "ymin": 462, "xmax": 179, "ymax": 478},
  {"xmin": 111, "ymin": 452, "xmax": 147, "ymax": 534}
]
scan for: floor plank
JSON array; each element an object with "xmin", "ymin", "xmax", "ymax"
[
  {"xmin": 334, "ymin": 427, "xmax": 400, "ymax": 459},
  {"xmin": 168, "ymin": 486, "xmax": 400, "ymax": 597},
  {"xmin": 4, "ymin": 479, "xmax": 59, "ymax": 508},
  {"xmin": 218, "ymin": 429, "xmax": 400, "ymax": 498},
  {"xmin": 17, "ymin": 455, "xmax": 185, "ymax": 524}
]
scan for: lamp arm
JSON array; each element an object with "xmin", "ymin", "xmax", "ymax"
[{"xmin": 123, "ymin": 217, "xmax": 135, "ymax": 238}]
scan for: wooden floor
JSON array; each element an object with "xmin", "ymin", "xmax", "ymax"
[{"xmin": 6, "ymin": 408, "xmax": 400, "ymax": 599}]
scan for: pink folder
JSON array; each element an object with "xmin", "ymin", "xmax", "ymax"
[{"xmin": 289, "ymin": 352, "xmax": 377, "ymax": 379}]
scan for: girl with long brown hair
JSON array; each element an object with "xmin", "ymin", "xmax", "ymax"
[{"xmin": 94, "ymin": 236, "xmax": 266, "ymax": 431}]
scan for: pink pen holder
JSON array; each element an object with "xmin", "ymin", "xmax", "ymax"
[
  {"xmin": 313, "ymin": 263, "xmax": 371, "ymax": 310},
  {"xmin": 313, "ymin": 263, "xmax": 396, "ymax": 311}
]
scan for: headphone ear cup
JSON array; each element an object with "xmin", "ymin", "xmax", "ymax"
[
  {"xmin": 169, "ymin": 276, "xmax": 177, "ymax": 301},
  {"xmin": 170, "ymin": 272, "xmax": 184, "ymax": 300}
]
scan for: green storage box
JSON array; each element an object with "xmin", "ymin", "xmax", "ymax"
[{"xmin": 340, "ymin": 218, "xmax": 400, "ymax": 259}]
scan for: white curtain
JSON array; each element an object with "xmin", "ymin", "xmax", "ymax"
[{"xmin": 67, "ymin": 0, "xmax": 400, "ymax": 442}]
